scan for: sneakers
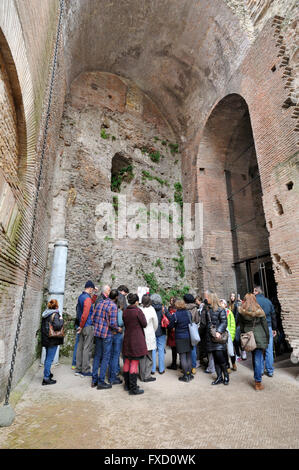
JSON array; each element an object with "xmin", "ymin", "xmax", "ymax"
[
  {"xmin": 143, "ymin": 377, "xmax": 156, "ymax": 382},
  {"xmin": 71, "ymin": 365, "xmax": 76, "ymax": 370},
  {"xmin": 227, "ymin": 368, "xmax": 232, "ymax": 374},
  {"xmin": 97, "ymin": 382, "xmax": 112, "ymax": 390},
  {"xmin": 236, "ymin": 356, "xmax": 242, "ymax": 362},
  {"xmin": 109, "ymin": 378, "xmax": 123, "ymax": 385},
  {"xmin": 75, "ymin": 371, "xmax": 92, "ymax": 377},
  {"xmin": 191, "ymin": 368, "xmax": 196, "ymax": 375},
  {"xmin": 241, "ymin": 351, "xmax": 247, "ymax": 360},
  {"xmin": 178, "ymin": 375, "xmax": 189, "ymax": 382},
  {"xmin": 265, "ymin": 371, "xmax": 273, "ymax": 377}
]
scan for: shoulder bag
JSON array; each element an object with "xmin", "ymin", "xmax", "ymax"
[
  {"xmin": 161, "ymin": 305, "xmax": 170, "ymax": 328},
  {"xmin": 240, "ymin": 318, "xmax": 257, "ymax": 352},
  {"xmin": 187, "ymin": 311, "xmax": 201, "ymax": 346}
]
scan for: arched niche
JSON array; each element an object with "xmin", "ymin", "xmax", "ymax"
[{"xmin": 197, "ymin": 94, "xmax": 275, "ymax": 301}]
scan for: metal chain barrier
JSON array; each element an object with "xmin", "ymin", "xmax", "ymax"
[{"xmin": 4, "ymin": 0, "xmax": 65, "ymax": 406}]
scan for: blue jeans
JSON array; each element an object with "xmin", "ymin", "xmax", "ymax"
[
  {"xmin": 43, "ymin": 346, "xmax": 58, "ymax": 380},
  {"xmin": 92, "ymin": 336, "xmax": 113, "ymax": 384},
  {"xmin": 109, "ymin": 333, "xmax": 123, "ymax": 382},
  {"xmin": 265, "ymin": 326, "xmax": 274, "ymax": 375},
  {"xmin": 72, "ymin": 332, "xmax": 80, "ymax": 366},
  {"xmin": 152, "ymin": 335, "xmax": 166, "ymax": 373},
  {"xmin": 191, "ymin": 345, "xmax": 197, "ymax": 368},
  {"xmin": 252, "ymin": 348, "xmax": 264, "ymax": 382}
]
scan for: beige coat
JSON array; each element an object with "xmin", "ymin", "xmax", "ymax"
[{"xmin": 140, "ymin": 306, "xmax": 158, "ymax": 351}]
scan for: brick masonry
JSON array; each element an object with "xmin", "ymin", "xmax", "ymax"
[{"xmin": 0, "ymin": 0, "xmax": 298, "ymax": 403}]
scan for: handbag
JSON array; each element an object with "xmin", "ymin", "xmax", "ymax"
[
  {"xmin": 207, "ymin": 309, "xmax": 228, "ymax": 344},
  {"xmin": 187, "ymin": 311, "xmax": 200, "ymax": 346},
  {"xmin": 48, "ymin": 312, "xmax": 64, "ymax": 338},
  {"xmin": 161, "ymin": 306, "xmax": 170, "ymax": 328},
  {"xmin": 227, "ymin": 329, "xmax": 234, "ymax": 357},
  {"xmin": 240, "ymin": 318, "xmax": 257, "ymax": 352}
]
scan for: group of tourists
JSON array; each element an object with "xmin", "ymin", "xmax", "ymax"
[{"xmin": 41, "ymin": 281, "xmax": 277, "ymax": 393}]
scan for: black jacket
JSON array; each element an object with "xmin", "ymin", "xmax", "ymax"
[
  {"xmin": 200, "ymin": 305, "xmax": 227, "ymax": 352},
  {"xmin": 41, "ymin": 309, "xmax": 64, "ymax": 348}
]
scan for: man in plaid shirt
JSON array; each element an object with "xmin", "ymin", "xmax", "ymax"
[{"xmin": 91, "ymin": 289, "xmax": 123, "ymax": 389}]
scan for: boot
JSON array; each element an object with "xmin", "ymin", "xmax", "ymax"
[
  {"xmin": 178, "ymin": 374, "xmax": 190, "ymax": 382},
  {"xmin": 42, "ymin": 378, "xmax": 56, "ymax": 386},
  {"xmin": 129, "ymin": 373, "xmax": 144, "ymax": 395},
  {"xmin": 232, "ymin": 363, "xmax": 237, "ymax": 371},
  {"xmin": 123, "ymin": 371, "xmax": 130, "ymax": 391},
  {"xmin": 221, "ymin": 364, "xmax": 229, "ymax": 385},
  {"xmin": 254, "ymin": 381, "xmax": 264, "ymax": 391},
  {"xmin": 211, "ymin": 364, "xmax": 223, "ymax": 385}
]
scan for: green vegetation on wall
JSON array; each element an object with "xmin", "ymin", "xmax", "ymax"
[
  {"xmin": 111, "ymin": 165, "xmax": 134, "ymax": 192},
  {"xmin": 173, "ymin": 245, "xmax": 185, "ymax": 278},
  {"xmin": 141, "ymin": 170, "xmax": 169, "ymax": 186},
  {"xmin": 141, "ymin": 271, "xmax": 189, "ymax": 304}
]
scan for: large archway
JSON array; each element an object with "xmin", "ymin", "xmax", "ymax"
[{"xmin": 197, "ymin": 94, "xmax": 277, "ymax": 304}]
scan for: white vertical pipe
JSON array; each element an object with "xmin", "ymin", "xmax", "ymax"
[{"xmin": 41, "ymin": 239, "xmax": 68, "ymax": 365}]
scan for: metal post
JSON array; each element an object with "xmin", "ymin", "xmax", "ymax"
[{"xmin": 41, "ymin": 239, "xmax": 68, "ymax": 365}]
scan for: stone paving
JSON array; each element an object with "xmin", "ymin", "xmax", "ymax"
[{"xmin": 0, "ymin": 350, "xmax": 298, "ymax": 449}]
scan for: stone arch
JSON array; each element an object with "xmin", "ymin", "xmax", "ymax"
[
  {"xmin": 0, "ymin": 29, "xmax": 26, "ymax": 183},
  {"xmin": 196, "ymin": 93, "xmax": 274, "ymax": 300},
  {"xmin": 0, "ymin": 0, "xmax": 36, "ymax": 197}
]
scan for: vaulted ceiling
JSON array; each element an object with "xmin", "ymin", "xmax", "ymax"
[{"xmin": 63, "ymin": 0, "xmax": 251, "ymax": 135}]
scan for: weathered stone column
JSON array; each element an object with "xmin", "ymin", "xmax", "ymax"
[{"xmin": 41, "ymin": 239, "xmax": 68, "ymax": 365}]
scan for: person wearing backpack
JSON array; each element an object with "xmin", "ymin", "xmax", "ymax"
[
  {"xmin": 41, "ymin": 299, "xmax": 64, "ymax": 385},
  {"xmin": 75, "ymin": 280, "xmax": 98, "ymax": 377}
]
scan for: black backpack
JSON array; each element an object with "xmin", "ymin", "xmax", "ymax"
[{"xmin": 75, "ymin": 301, "xmax": 80, "ymax": 327}]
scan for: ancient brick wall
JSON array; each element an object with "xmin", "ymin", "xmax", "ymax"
[
  {"xmin": 46, "ymin": 71, "xmax": 196, "ymax": 330},
  {"xmin": 0, "ymin": 0, "xmax": 66, "ymax": 401},
  {"xmin": 187, "ymin": 15, "xmax": 299, "ymax": 355}
]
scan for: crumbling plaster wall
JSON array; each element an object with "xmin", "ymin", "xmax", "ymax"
[{"xmin": 46, "ymin": 71, "xmax": 196, "ymax": 321}]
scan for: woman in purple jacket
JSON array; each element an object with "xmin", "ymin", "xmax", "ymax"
[{"xmin": 122, "ymin": 293, "xmax": 148, "ymax": 395}]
